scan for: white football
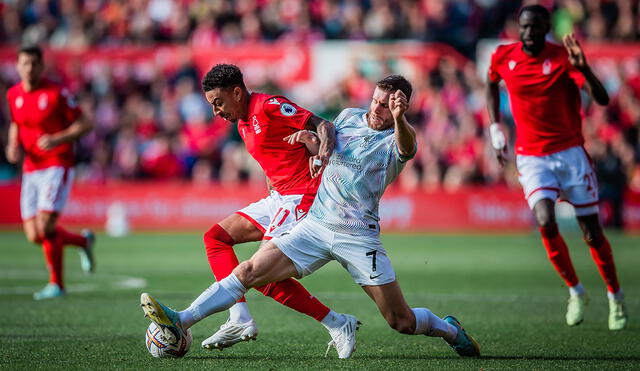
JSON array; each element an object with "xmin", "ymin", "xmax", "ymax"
[{"xmin": 145, "ymin": 322, "xmax": 192, "ymax": 358}]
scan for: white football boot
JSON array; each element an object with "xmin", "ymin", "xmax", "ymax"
[
  {"xmin": 325, "ymin": 314, "xmax": 360, "ymax": 359},
  {"xmin": 201, "ymin": 318, "xmax": 258, "ymax": 350}
]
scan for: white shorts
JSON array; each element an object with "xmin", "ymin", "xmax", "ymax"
[
  {"xmin": 272, "ymin": 217, "xmax": 396, "ymax": 286},
  {"xmin": 516, "ymin": 146, "xmax": 599, "ymax": 216},
  {"xmin": 236, "ymin": 190, "xmax": 315, "ymax": 239},
  {"xmin": 21, "ymin": 166, "xmax": 75, "ymax": 220}
]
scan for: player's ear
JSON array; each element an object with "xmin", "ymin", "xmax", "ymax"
[{"xmin": 233, "ymin": 86, "xmax": 242, "ymax": 102}]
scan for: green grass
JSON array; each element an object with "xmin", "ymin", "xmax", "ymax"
[{"xmin": 1, "ymin": 230, "xmax": 639, "ymax": 370}]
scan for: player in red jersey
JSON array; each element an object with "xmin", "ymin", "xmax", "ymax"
[
  {"xmin": 5, "ymin": 46, "xmax": 95, "ymax": 300},
  {"xmin": 486, "ymin": 5, "xmax": 627, "ymax": 330},
  {"xmin": 162, "ymin": 63, "xmax": 354, "ymax": 356}
]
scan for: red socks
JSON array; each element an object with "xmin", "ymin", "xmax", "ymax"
[
  {"xmin": 40, "ymin": 226, "xmax": 88, "ymax": 288},
  {"xmin": 256, "ymin": 280, "xmax": 330, "ymax": 321},
  {"xmin": 586, "ymin": 236, "xmax": 620, "ymax": 293},
  {"xmin": 42, "ymin": 235, "xmax": 63, "ymax": 288},
  {"xmin": 56, "ymin": 226, "xmax": 87, "ymax": 247},
  {"xmin": 203, "ymin": 223, "xmax": 330, "ymax": 321},
  {"xmin": 203, "ymin": 224, "xmax": 244, "ymax": 300},
  {"xmin": 539, "ymin": 223, "xmax": 579, "ymax": 287}
]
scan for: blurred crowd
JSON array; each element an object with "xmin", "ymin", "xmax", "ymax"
[
  {"xmin": 1, "ymin": 0, "xmax": 640, "ymax": 226},
  {"xmin": 1, "ymin": 1, "xmax": 638, "ymax": 57}
]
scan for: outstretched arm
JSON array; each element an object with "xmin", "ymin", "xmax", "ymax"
[
  {"xmin": 563, "ymin": 34, "xmax": 609, "ymax": 106},
  {"xmin": 283, "ymin": 130, "xmax": 320, "ymax": 155},
  {"xmin": 389, "ymin": 90, "xmax": 416, "ymax": 158},
  {"xmin": 486, "ymin": 79, "xmax": 508, "ymax": 167},
  {"xmin": 305, "ymin": 115, "xmax": 335, "ymax": 178}
]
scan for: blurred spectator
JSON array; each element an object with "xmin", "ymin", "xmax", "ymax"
[{"xmin": 0, "ymin": 0, "xmax": 638, "ymax": 201}]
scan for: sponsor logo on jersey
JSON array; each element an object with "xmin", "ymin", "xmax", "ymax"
[
  {"xmin": 295, "ymin": 207, "xmax": 308, "ymax": 221},
  {"xmin": 252, "ymin": 115, "xmax": 262, "ymax": 134},
  {"xmin": 508, "ymin": 60, "xmax": 517, "ymax": 71},
  {"xmin": 542, "ymin": 59, "xmax": 552, "ymax": 75},
  {"xmin": 267, "ymin": 98, "xmax": 280, "ymax": 105},
  {"xmin": 15, "ymin": 96, "xmax": 23, "ymax": 109},
  {"xmin": 38, "ymin": 94, "xmax": 48, "ymax": 110},
  {"xmin": 280, "ymin": 103, "xmax": 297, "ymax": 116}
]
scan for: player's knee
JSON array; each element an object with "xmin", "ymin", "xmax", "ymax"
[
  {"xmin": 25, "ymin": 232, "xmax": 42, "ymax": 244},
  {"xmin": 534, "ymin": 211, "xmax": 554, "ymax": 228},
  {"xmin": 385, "ymin": 313, "xmax": 415, "ymax": 335},
  {"xmin": 533, "ymin": 201, "xmax": 555, "ymax": 228},
  {"xmin": 233, "ymin": 260, "xmax": 257, "ymax": 288}
]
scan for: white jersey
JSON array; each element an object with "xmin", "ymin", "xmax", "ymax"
[{"xmin": 309, "ymin": 108, "xmax": 415, "ymax": 235}]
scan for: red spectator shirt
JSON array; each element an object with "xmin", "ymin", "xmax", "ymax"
[
  {"xmin": 488, "ymin": 42, "xmax": 586, "ymax": 156},
  {"xmin": 237, "ymin": 93, "xmax": 320, "ymax": 195},
  {"xmin": 7, "ymin": 79, "xmax": 82, "ymax": 172}
]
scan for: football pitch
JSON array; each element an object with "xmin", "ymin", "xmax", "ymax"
[{"xmin": 1, "ymin": 230, "xmax": 639, "ymax": 370}]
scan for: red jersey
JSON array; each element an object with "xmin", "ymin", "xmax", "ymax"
[
  {"xmin": 488, "ymin": 42, "xmax": 586, "ymax": 156},
  {"xmin": 237, "ymin": 93, "xmax": 320, "ymax": 195},
  {"xmin": 7, "ymin": 79, "xmax": 82, "ymax": 172}
]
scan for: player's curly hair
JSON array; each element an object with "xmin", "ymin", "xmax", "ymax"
[
  {"xmin": 518, "ymin": 4, "xmax": 550, "ymax": 22},
  {"xmin": 202, "ymin": 64, "xmax": 246, "ymax": 92},
  {"xmin": 376, "ymin": 75, "xmax": 412, "ymax": 101}
]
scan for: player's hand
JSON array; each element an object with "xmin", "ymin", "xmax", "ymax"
[
  {"xmin": 495, "ymin": 147, "xmax": 509, "ymax": 168},
  {"xmin": 563, "ymin": 34, "xmax": 587, "ymax": 70},
  {"xmin": 5, "ymin": 145, "xmax": 21, "ymax": 164},
  {"xmin": 389, "ymin": 90, "xmax": 408, "ymax": 121},
  {"xmin": 309, "ymin": 154, "xmax": 327, "ymax": 179},
  {"xmin": 283, "ymin": 130, "xmax": 318, "ymax": 146},
  {"xmin": 37, "ymin": 134, "xmax": 59, "ymax": 151}
]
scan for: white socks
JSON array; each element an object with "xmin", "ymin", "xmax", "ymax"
[
  {"xmin": 229, "ymin": 302, "xmax": 253, "ymax": 323},
  {"xmin": 569, "ymin": 282, "xmax": 585, "ymax": 297},
  {"xmin": 412, "ymin": 308, "xmax": 457, "ymax": 343},
  {"xmin": 320, "ymin": 310, "xmax": 346, "ymax": 330},
  {"xmin": 570, "ymin": 283, "xmax": 625, "ymax": 301},
  {"xmin": 179, "ymin": 274, "xmax": 248, "ymax": 329},
  {"xmin": 607, "ymin": 288, "xmax": 624, "ymax": 301}
]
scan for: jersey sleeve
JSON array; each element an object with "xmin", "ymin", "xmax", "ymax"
[
  {"xmin": 263, "ymin": 96, "xmax": 313, "ymax": 130},
  {"xmin": 487, "ymin": 47, "xmax": 503, "ymax": 83},
  {"xmin": 393, "ymin": 139, "xmax": 417, "ymax": 163},
  {"xmin": 59, "ymin": 88, "xmax": 82, "ymax": 123}
]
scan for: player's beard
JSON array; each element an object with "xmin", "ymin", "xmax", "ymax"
[{"xmin": 368, "ymin": 113, "xmax": 391, "ymax": 131}]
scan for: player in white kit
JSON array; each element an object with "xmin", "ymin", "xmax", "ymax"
[{"xmin": 140, "ymin": 75, "xmax": 480, "ymax": 358}]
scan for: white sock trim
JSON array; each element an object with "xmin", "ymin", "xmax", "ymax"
[
  {"xmin": 569, "ymin": 282, "xmax": 585, "ymax": 297},
  {"xmin": 219, "ymin": 273, "xmax": 248, "ymax": 300}
]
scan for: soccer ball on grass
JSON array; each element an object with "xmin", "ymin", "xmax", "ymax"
[{"xmin": 145, "ymin": 322, "xmax": 192, "ymax": 358}]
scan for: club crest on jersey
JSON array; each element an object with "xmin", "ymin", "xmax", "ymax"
[
  {"xmin": 15, "ymin": 96, "xmax": 23, "ymax": 109},
  {"xmin": 38, "ymin": 94, "xmax": 48, "ymax": 110},
  {"xmin": 267, "ymin": 98, "xmax": 280, "ymax": 105},
  {"xmin": 542, "ymin": 59, "xmax": 552, "ymax": 75},
  {"xmin": 280, "ymin": 103, "xmax": 297, "ymax": 116},
  {"xmin": 252, "ymin": 115, "xmax": 262, "ymax": 134},
  {"xmin": 508, "ymin": 60, "xmax": 517, "ymax": 71}
]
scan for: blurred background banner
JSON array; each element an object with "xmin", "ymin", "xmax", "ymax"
[{"xmin": 0, "ymin": 182, "xmax": 535, "ymax": 231}]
